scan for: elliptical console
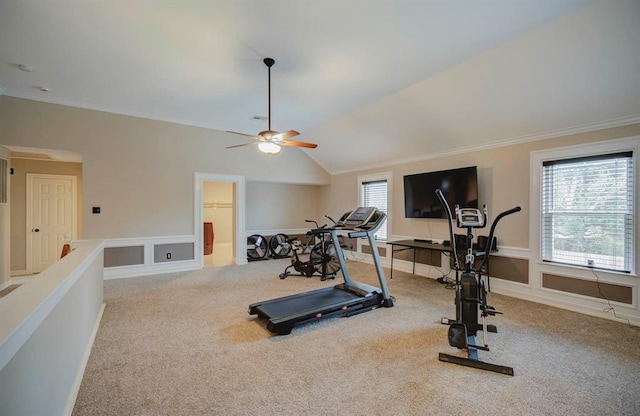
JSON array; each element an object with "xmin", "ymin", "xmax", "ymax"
[{"xmin": 457, "ymin": 207, "xmax": 485, "ymax": 228}]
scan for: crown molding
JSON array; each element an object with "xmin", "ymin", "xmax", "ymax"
[{"xmin": 331, "ymin": 114, "xmax": 640, "ymax": 175}]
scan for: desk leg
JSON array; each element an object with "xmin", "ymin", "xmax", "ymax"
[
  {"xmin": 390, "ymin": 248, "xmax": 394, "ymax": 279},
  {"xmin": 413, "ymin": 249, "xmax": 416, "ymax": 275}
]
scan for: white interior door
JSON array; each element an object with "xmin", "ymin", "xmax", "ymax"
[{"xmin": 27, "ymin": 174, "xmax": 77, "ymax": 273}]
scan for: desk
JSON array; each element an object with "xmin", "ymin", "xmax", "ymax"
[
  {"xmin": 388, "ymin": 239, "xmax": 496, "ymax": 288},
  {"xmin": 388, "ymin": 239, "xmax": 452, "ymax": 279}
]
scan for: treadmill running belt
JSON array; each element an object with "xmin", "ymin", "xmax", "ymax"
[{"xmin": 253, "ymin": 287, "xmax": 360, "ymax": 319}]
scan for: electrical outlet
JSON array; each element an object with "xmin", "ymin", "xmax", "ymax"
[
  {"xmin": 166, "ymin": 253, "xmax": 172, "ymax": 260},
  {"xmin": 587, "ymin": 259, "xmax": 594, "ymax": 267}
]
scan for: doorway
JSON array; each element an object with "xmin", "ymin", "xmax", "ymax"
[
  {"xmin": 194, "ymin": 173, "xmax": 247, "ymax": 268},
  {"xmin": 203, "ymin": 181, "xmax": 234, "ymax": 266}
]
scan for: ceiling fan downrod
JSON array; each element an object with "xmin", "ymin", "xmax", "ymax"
[{"xmin": 264, "ymin": 58, "xmax": 275, "ymax": 132}]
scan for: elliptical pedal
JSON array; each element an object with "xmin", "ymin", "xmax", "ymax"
[{"xmin": 484, "ymin": 308, "xmax": 503, "ymax": 317}]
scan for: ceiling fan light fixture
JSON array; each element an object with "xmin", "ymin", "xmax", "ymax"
[{"xmin": 258, "ymin": 141, "xmax": 281, "ymax": 155}]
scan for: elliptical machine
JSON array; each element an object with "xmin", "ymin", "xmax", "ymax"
[{"xmin": 435, "ymin": 188, "xmax": 521, "ymax": 376}]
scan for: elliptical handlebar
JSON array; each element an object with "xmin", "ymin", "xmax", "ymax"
[
  {"xmin": 435, "ymin": 189, "xmax": 460, "ymax": 270},
  {"xmin": 478, "ymin": 206, "xmax": 521, "ymax": 270}
]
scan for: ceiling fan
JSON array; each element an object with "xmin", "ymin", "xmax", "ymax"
[{"xmin": 225, "ymin": 58, "xmax": 317, "ymax": 154}]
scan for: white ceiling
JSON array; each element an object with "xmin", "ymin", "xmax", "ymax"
[{"xmin": 1, "ymin": 0, "xmax": 639, "ymax": 173}]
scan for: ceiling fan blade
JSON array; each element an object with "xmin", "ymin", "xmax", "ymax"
[
  {"xmin": 271, "ymin": 130, "xmax": 300, "ymax": 141},
  {"xmin": 225, "ymin": 142, "xmax": 257, "ymax": 149},
  {"xmin": 226, "ymin": 130, "xmax": 259, "ymax": 139},
  {"xmin": 280, "ymin": 140, "xmax": 318, "ymax": 149}
]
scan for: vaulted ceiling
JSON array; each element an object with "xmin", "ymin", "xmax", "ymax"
[{"xmin": 1, "ymin": 0, "xmax": 639, "ymax": 173}]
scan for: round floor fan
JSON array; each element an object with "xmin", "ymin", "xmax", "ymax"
[
  {"xmin": 247, "ymin": 234, "xmax": 268, "ymax": 261},
  {"xmin": 269, "ymin": 233, "xmax": 292, "ymax": 258}
]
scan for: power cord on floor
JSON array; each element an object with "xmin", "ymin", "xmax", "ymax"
[
  {"xmin": 435, "ymin": 267, "xmax": 456, "ymax": 289},
  {"xmin": 591, "ymin": 268, "xmax": 633, "ymax": 328},
  {"xmin": 435, "ymin": 252, "xmax": 456, "ymax": 288}
]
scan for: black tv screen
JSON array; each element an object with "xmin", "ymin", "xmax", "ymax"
[{"xmin": 404, "ymin": 166, "xmax": 478, "ymax": 218}]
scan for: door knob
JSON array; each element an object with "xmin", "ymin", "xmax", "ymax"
[{"xmin": 33, "ymin": 228, "xmax": 40, "ymax": 232}]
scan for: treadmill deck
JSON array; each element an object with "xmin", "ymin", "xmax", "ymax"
[{"xmin": 249, "ymin": 285, "xmax": 383, "ymax": 335}]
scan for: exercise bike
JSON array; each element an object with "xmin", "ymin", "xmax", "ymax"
[
  {"xmin": 435, "ymin": 188, "xmax": 521, "ymax": 376},
  {"xmin": 279, "ymin": 218, "xmax": 342, "ymax": 281}
]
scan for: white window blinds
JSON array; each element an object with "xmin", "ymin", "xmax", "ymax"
[
  {"xmin": 541, "ymin": 151, "xmax": 633, "ymax": 272},
  {"xmin": 361, "ymin": 180, "xmax": 387, "ymax": 240}
]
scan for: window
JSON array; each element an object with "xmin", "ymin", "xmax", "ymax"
[
  {"xmin": 541, "ymin": 151, "xmax": 633, "ymax": 272},
  {"xmin": 360, "ymin": 177, "xmax": 389, "ymax": 240}
]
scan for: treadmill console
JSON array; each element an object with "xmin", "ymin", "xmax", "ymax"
[{"xmin": 341, "ymin": 207, "xmax": 377, "ymax": 228}]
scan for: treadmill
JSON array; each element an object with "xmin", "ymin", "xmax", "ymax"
[{"xmin": 248, "ymin": 207, "xmax": 394, "ymax": 335}]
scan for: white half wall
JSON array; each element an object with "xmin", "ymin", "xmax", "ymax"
[{"xmin": 0, "ymin": 239, "xmax": 105, "ymax": 416}]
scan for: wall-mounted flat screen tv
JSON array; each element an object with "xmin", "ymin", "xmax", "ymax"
[{"xmin": 404, "ymin": 166, "xmax": 478, "ymax": 219}]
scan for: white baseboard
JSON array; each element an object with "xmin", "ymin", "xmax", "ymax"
[
  {"xmin": 104, "ymin": 260, "xmax": 200, "ymax": 280},
  {"xmin": 10, "ymin": 269, "xmax": 29, "ymax": 277},
  {"xmin": 489, "ymin": 278, "xmax": 640, "ymax": 327},
  {"xmin": 213, "ymin": 241, "xmax": 233, "ymax": 248}
]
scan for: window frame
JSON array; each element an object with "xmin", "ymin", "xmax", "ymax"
[
  {"xmin": 358, "ymin": 172, "xmax": 392, "ymax": 242},
  {"xmin": 530, "ymin": 137, "xmax": 639, "ymax": 276}
]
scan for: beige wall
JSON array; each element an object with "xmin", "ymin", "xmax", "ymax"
[
  {"xmin": 0, "ymin": 96, "xmax": 330, "ymax": 240},
  {"xmin": 10, "ymin": 159, "xmax": 83, "ymax": 272},
  {"xmin": 2, "ymin": 96, "xmax": 639, "ymax": 263},
  {"xmin": 321, "ymin": 124, "xmax": 640, "ymax": 249},
  {"xmin": 246, "ymin": 181, "xmax": 323, "ymax": 231}
]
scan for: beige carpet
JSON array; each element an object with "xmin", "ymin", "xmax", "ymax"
[{"xmin": 73, "ymin": 259, "xmax": 640, "ymax": 415}]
